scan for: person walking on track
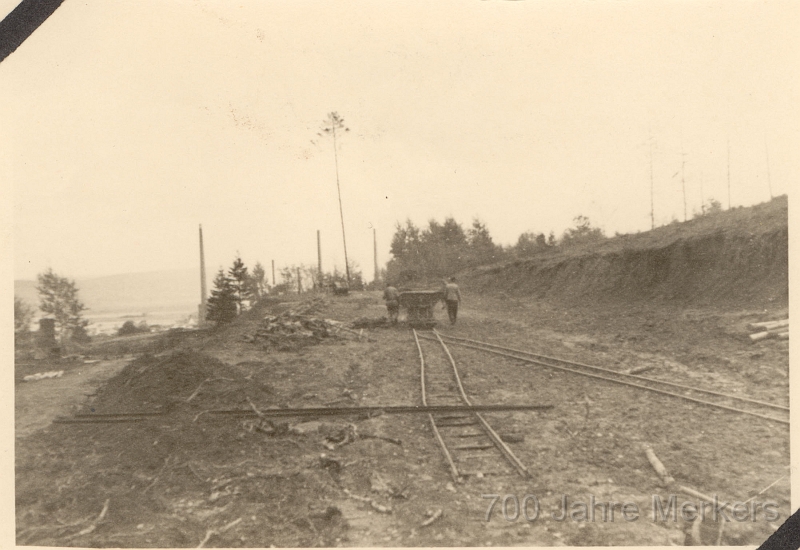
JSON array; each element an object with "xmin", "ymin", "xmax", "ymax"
[
  {"xmin": 383, "ymin": 284, "xmax": 400, "ymax": 325},
  {"xmin": 443, "ymin": 277, "xmax": 462, "ymax": 325}
]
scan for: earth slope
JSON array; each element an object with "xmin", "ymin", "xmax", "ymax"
[{"xmin": 467, "ymin": 196, "xmax": 787, "ymax": 309}]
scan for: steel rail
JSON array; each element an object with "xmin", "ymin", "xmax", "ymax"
[
  {"xmin": 432, "ymin": 330, "xmax": 530, "ymax": 478},
  {"xmin": 57, "ymin": 405, "xmax": 554, "ymax": 425},
  {"xmin": 413, "ymin": 329, "xmax": 533, "ymax": 480},
  {"xmin": 413, "ymin": 328, "xmax": 462, "ymax": 482},
  {"xmin": 54, "ymin": 417, "xmax": 148, "ymax": 424},
  {"xmin": 74, "ymin": 412, "xmax": 164, "ymax": 417},
  {"xmin": 434, "ymin": 333, "xmax": 788, "ymax": 412},
  {"xmin": 205, "ymin": 404, "xmax": 553, "ymax": 417},
  {"xmin": 424, "ymin": 333, "xmax": 789, "ymax": 426}
]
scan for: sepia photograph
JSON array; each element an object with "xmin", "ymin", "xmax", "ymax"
[{"xmin": 4, "ymin": 0, "xmax": 795, "ymax": 546}]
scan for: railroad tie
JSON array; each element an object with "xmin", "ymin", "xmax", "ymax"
[{"xmin": 436, "ymin": 419, "xmax": 479, "ymax": 427}]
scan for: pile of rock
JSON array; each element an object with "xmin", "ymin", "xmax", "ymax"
[
  {"xmin": 245, "ymin": 304, "xmax": 344, "ymax": 349},
  {"xmin": 257, "ymin": 314, "xmax": 339, "ymax": 339}
]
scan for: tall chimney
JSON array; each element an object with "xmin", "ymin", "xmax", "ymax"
[{"xmin": 198, "ymin": 224, "xmax": 207, "ymax": 327}]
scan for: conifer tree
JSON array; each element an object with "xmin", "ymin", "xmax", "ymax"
[
  {"xmin": 206, "ymin": 269, "xmax": 238, "ymax": 325},
  {"xmin": 228, "ymin": 256, "xmax": 251, "ymax": 311}
]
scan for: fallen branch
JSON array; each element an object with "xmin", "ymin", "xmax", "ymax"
[
  {"xmin": 342, "ymin": 488, "xmax": 392, "ymax": 513},
  {"xmin": 197, "ymin": 517, "xmax": 242, "ymax": 548},
  {"xmin": 220, "ymin": 517, "xmax": 243, "ymax": 532},
  {"xmin": 197, "ymin": 530, "xmax": 214, "ymax": 548},
  {"xmin": 421, "ymin": 508, "xmax": 443, "ymax": 527},
  {"xmin": 743, "ymin": 474, "xmax": 788, "ymax": 504},
  {"xmin": 359, "ymin": 433, "xmax": 402, "ymax": 446},
  {"xmin": 65, "ymin": 499, "xmax": 109, "ymax": 540},
  {"xmin": 644, "ymin": 446, "xmax": 744, "ymax": 513},
  {"xmin": 644, "ymin": 445, "xmax": 675, "ymax": 485}
]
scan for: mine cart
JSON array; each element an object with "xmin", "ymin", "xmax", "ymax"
[
  {"xmin": 398, "ymin": 290, "xmax": 444, "ymax": 328},
  {"xmin": 332, "ymin": 281, "xmax": 349, "ymax": 296}
]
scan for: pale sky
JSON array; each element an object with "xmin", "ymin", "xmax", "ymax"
[{"xmin": 3, "ymin": 0, "xmax": 798, "ymax": 281}]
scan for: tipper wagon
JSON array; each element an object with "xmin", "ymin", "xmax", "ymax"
[{"xmin": 398, "ymin": 290, "xmax": 443, "ymax": 328}]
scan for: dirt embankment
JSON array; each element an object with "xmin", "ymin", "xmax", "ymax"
[{"xmin": 467, "ymin": 196, "xmax": 788, "ymax": 309}]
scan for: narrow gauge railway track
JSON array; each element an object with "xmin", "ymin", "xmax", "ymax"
[
  {"xmin": 419, "ymin": 332, "xmax": 789, "ymax": 426},
  {"xmin": 413, "ymin": 329, "xmax": 531, "ymax": 482}
]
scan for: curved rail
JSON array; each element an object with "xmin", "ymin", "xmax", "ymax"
[
  {"xmin": 413, "ymin": 329, "xmax": 532, "ymax": 481},
  {"xmin": 422, "ymin": 331, "xmax": 789, "ymax": 426},
  {"xmin": 414, "ymin": 329, "xmax": 461, "ymax": 482}
]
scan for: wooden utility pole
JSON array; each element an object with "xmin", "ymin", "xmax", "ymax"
[
  {"xmin": 317, "ymin": 230, "xmax": 323, "ymax": 288},
  {"xmin": 271, "ymin": 260, "xmax": 275, "ymax": 287},
  {"xmin": 198, "ymin": 225, "xmax": 207, "ymax": 327},
  {"xmin": 373, "ymin": 228, "xmax": 379, "ymax": 284}
]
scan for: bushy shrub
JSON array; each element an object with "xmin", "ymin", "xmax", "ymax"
[{"xmin": 118, "ymin": 320, "xmax": 151, "ymax": 336}]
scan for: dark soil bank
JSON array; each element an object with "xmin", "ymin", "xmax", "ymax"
[{"xmin": 468, "ymin": 196, "xmax": 787, "ymax": 308}]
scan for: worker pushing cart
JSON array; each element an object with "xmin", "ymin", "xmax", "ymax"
[{"xmin": 383, "ymin": 284, "xmax": 400, "ymax": 324}]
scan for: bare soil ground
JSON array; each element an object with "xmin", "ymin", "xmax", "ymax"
[
  {"xmin": 15, "ymin": 291, "xmax": 788, "ymax": 547},
  {"xmin": 15, "ymin": 357, "xmax": 132, "ymax": 439}
]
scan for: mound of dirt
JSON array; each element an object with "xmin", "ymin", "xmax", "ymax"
[
  {"xmin": 467, "ymin": 196, "xmax": 788, "ymax": 309},
  {"xmin": 89, "ymin": 351, "xmax": 271, "ymax": 412}
]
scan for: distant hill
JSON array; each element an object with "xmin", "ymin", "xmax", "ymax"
[{"xmin": 15, "ymin": 269, "xmax": 199, "ymax": 316}]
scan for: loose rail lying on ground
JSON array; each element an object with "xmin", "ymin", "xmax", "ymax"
[
  {"xmin": 421, "ymin": 331, "xmax": 789, "ymax": 425},
  {"xmin": 56, "ymin": 405, "xmax": 554, "ymax": 423},
  {"xmin": 206, "ymin": 404, "xmax": 553, "ymax": 417},
  {"xmin": 414, "ymin": 329, "xmax": 537, "ymax": 481}
]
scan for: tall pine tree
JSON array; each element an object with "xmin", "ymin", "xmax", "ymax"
[
  {"xmin": 206, "ymin": 269, "xmax": 238, "ymax": 325},
  {"xmin": 228, "ymin": 256, "xmax": 251, "ymax": 312}
]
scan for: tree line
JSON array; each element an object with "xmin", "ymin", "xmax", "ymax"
[
  {"xmin": 15, "ymin": 203, "xmax": 724, "ymax": 338},
  {"xmin": 386, "ymin": 215, "xmax": 608, "ymax": 283},
  {"xmin": 205, "ymin": 255, "xmax": 367, "ymax": 325},
  {"xmin": 13, "ymin": 255, "xmax": 370, "ymax": 342}
]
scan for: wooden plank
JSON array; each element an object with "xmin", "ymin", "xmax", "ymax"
[{"xmin": 749, "ymin": 319, "xmax": 789, "ymax": 330}]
